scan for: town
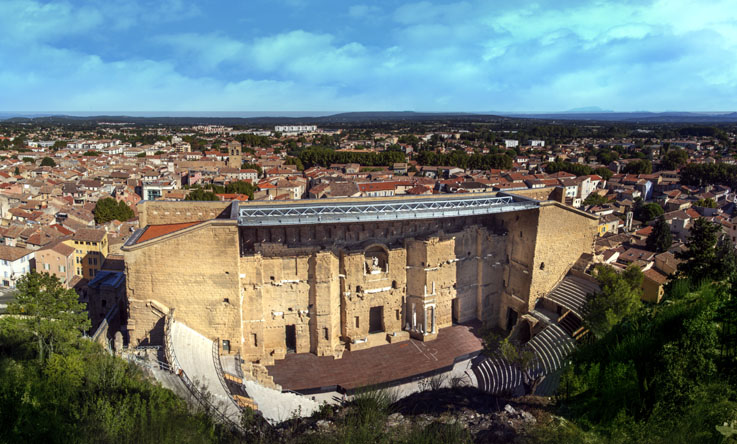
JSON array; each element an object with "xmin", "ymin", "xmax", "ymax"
[
  {"xmin": 0, "ymin": 118, "xmax": 732, "ymax": 314},
  {"xmin": 2, "ymin": 115, "xmax": 737, "ymax": 442}
]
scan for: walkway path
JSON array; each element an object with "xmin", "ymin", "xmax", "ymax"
[{"xmin": 170, "ymin": 320, "xmax": 242, "ymax": 422}]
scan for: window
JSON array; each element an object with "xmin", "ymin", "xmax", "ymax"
[
  {"xmin": 222, "ymin": 340, "xmax": 230, "ymax": 352},
  {"xmin": 323, "ymin": 327, "xmax": 329, "ymax": 340},
  {"xmin": 77, "ymin": 268, "xmax": 81, "ymax": 275},
  {"xmin": 76, "ymin": 257, "xmax": 81, "ymax": 264},
  {"xmin": 44, "ymin": 263, "xmax": 50, "ymax": 271},
  {"xmin": 355, "ymin": 316, "xmax": 360, "ymax": 328},
  {"xmin": 59, "ymin": 265, "xmax": 65, "ymax": 273},
  {"xmin": 252, "ymin": 334, "xmax": 258, "ymax": 347}
]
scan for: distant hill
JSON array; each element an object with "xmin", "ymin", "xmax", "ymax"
[
  {"xmin": 501, "ymin": 111, "xmax": 737, "ymax": 123},
  {"xmin": 2, "ymin": 110, "xmax": 737, "ymax": 125},
  {"xmin": 0, "ymin": 111, "xmax": 509, "ymax": 126}
]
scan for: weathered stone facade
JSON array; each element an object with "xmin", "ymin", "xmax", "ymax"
[{"xmin": 123, "ymin": 194, "xmax": 597, "ymax": 366}]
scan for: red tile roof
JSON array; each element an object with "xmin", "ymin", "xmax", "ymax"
[{"xmin": 136, "ymin": 222, "xmax": 201, "ymax": 244}]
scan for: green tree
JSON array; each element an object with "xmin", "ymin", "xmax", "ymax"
[
  {"xmin": 677, "ymin": 218, "xmax": 723, "ymax": 284},
  {"xmin": 94, "ymin": 198, "xmax": 134, "ymax": 224},
  {"xmin": 185, "ymin": 188, "xmax": 219, "ymax": 201},
  {"xmin": 40, "ymin": 157, "xmax": 56, "ymax": 167},
  {"xmin": 584, "ymin": 264, "xmax": 643, "ymax": 339},
  {"xmin": 583, "ymin": 192, "xmax": 608, "ymax": 206},
  {"xmin": 636, "ymin": 202, "xmax": 664, "ymax": 223},
  {"xmin": 224, "ymin": 181, "xmax": 258, "ymax": 200},
  {"xmin": 284, "ymin": 156, "xmax": 304, "ymax": 171},
  {"xmin": 136, "ymin": 152, "xmax": 147, "ymax": 158},
  {"xmin": 624, "ymin": 159, "xmax": 653, "ymax": 174},
  {"xmin": 646, "ymin": 216, "xmax": 673, "ymax": 253},
  {"xmin": 696, "ymin": 198, "xmax": 717, "ymax": 208},
  {"xmin": 662, "ymin": 148, "xmax": 688, "ymax": 170},
  {"xmin": 593, "ymin": 167, "xmax": 613, "ymax": 181},
  {"xmin": 83, "ymin": 150, "xmax": 100, "ymax": 156},
  {"xmin": 6, "ymin": 272, "xmax": 90, "ymax": 361},
  {"xmin": 13, "ymin": 167, "xmax": 19, "ymax": 175}
]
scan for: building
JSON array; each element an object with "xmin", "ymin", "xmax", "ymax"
[
  {"xmin": 122, "ymin": 190, "xmax": 597, "ymax": 370},
  {"xmin": 0, "ymin": 245, "xmax": 34, "ymax": 288},
  {"xmin": 35, "ymin": 241, "xmax": 76, "ymax": 286},
  {"xmin": 64, "ymin": 228, "xmax": 109, "ymax": 280},
  {"xmin": 504, "ymin": 139, "xmax": 519, "ymax": 148},
  {"xmin": 274, "ymin": 125, "xmax": 317, "ymax": 135}
]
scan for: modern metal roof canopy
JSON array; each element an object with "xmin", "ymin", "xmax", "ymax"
[{"xmin": 234, "ymin": 193, "xmax": 539, "ymax": 226}]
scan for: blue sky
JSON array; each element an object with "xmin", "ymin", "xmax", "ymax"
[{"xmin": 1, "ymin": 0, "xmax": 736, "ymax": 113}]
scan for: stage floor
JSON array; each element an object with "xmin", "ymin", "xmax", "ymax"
[{"xmin": 266, "ymin": 322, "xmax": 485, "ymax": 393}]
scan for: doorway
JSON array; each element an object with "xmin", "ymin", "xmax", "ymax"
[
  {"xmin": 285, "ymin": 324, "xmax": 296, "ymax": 353},
  {"xmin": 506, "ymin": 308, "xmax": 518, "ymax": 331},
  {"xmin": 369, "ymin": 306, "xmax": 384, "ymax": 334}
]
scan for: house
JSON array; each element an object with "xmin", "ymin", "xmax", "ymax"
[
  {"xmin": 0, "ymin": 245, "xmax": 34, "ymax": 288},
  {"xmin": 598, "ymin": 214, "xmax": 620, "ymax": 237},
  {"xmin": 358, "ymin": 182, "xmax": 396, "ymax": 198},
  {"xmin": 63, "ymin": 228, "xmax": 109, "ymax": 280},
  {"xmin": 35, "ymin": 241, "xmax": 76, "ymax": 287},
  {"xmin": 642, "ymin": 268, "xmax": 668, "ymax": 303}
]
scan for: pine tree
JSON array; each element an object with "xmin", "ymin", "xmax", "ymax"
[
  {"xmin": 676, "ymin": 217, "xmax": 722, "ymax": 283},
  {"xmin": 646, "ymin": 216, "xmax": 673, "ymax": 253}
]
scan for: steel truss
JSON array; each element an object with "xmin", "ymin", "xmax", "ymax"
[{"xmin": 236, "ymin": 195, "xmax": 538, "ymax": 226}]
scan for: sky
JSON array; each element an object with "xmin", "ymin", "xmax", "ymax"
[{"xmin": 1, "ymin": 0, "xmax": 737, "ymax": 114}]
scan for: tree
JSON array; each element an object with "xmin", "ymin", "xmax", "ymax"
[
  {"xmin": 6, "ymin": 272, "xmax": 90, "ymax": 361},
  {"xmin": 594, "ymin": 167, "xmax": 613, "ymax": 181},
  {"xmin": 40, "ymin": 157, "xmax": 56, "ymax": 167},
  {"xmin": 584, "ymin": 264, "xmax": 643, "ymax": 339},
  {"xmin": 13, "ymin": 167, "xmax": 19, "ymax": 175},
  {"xmin": 661, "ymin": 148, "xmax": 688, "ymax": 170},
  {"xmin": 636, "ymin": 202, "xmax": 664, "ymax": 223},
  {"xmin": 646, "ymin": 216, "xmax": 673, "ymax": 253},
  {"xmin": 224, "ymin": 181, "xmax": 258, "ymax": 200},
  {"xmin": 135, "ymin": 152, "xmax": 147, "ymax": 158},
  {"xmin": 185, "ymin": 188, "xmax": 219, "ymax": 201},
  {"xmin": 83, "ymin": 150, "xmax": 100, "ymax": 156},
  {"xmin": 696, "ymin": 198, "xmax": 717, "ymax": 208},
  {"xmin": 624, "ymin": 159, "xmax": 652, "ymax": 175},
  {"xmin": 94, "ymin": 198, "xmax": 134, "ymax": 224},
  {"xmin": 284, "ymin": 156, "xmax": 304, "ymax": 171},
  {"xmin": 583, "ymin": 192, "xmax": 608, "ymax": 206},
  {"xmin": 676, "ymin": 217, "xmax": 723, "ymax": 284}
]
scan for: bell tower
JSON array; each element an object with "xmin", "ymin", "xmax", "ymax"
[{"xmin": 227, "ymin": 140, "xmax": 243, "ymax": 168}]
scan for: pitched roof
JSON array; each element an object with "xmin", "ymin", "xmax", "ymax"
[
  {"xmin": 72, "ymin": 228, "xmax": 106, "ymax": 243},
  {"xmin": 0, "ymin": 245, "xmax": 33, "ymax": 261},
  {"xmin": 136, "ymin": 222, "xmax": 201, "ymax": 244}
]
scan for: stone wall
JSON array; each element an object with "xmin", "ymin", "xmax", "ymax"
[
  {"xmin": 138, "ymin": 200, "xmax": 232, "ymax": 226},
  {"xmin": 124, "ymin": 200, "xmax": 597, "ymax": 363},
  {"xmin": 125, "ymin": 220, "xmax": 241, "ymax": 347}
]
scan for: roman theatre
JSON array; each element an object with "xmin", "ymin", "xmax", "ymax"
[{"xmin": 122, "ymin": 189, "xmax": 597, "ymax": 394}]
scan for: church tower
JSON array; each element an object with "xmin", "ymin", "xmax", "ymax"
[{"xmin": 227, "ymin": 140, "xmax": 243, "ymax": 168}]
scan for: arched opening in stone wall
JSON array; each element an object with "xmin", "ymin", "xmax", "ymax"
[{"xmin": 364, "ymin": 245, "xmax": 388, "ymax": 274}]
